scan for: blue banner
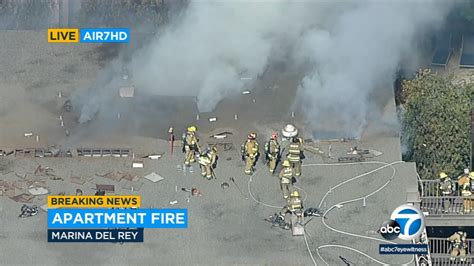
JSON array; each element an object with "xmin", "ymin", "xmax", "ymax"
[
  {"xmin": 48, "ymin": 208, "xmax": 188, "ymax": 229},
  {"xmin": 48, "ymin": 229, "xmax": 144, "ymax": 242},
  {"xmin": 80, "ymin": 28, "xmax": 130, "ymax": 43},
  {"xmin": 379, "ymin": 244, "xmax": 428, "ymax": 255}
]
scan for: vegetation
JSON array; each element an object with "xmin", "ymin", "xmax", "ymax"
[{"xmin": 402, "ymin": 69, "xmax": 473, "ymax": 179}]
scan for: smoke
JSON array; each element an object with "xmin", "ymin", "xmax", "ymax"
[
  {"xmin": 128, "ymin": 1, "xmax": 320, "ymax": 112},
  {"xmin": 295, "ymin": 0, "xmax": 452, "ymax": 137},
  {"xmin": 76, "ymin": 0, "xmax": 453, "ymax": 139},
  {"xmin": 76, "ymin": 0, "xmax": 324, "ymax": 122}
]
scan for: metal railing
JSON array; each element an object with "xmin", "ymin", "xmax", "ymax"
[
  {"xmin": 420, "ymin": 196, "xmax": 474, "ymax": 215},
  {"xmin": 428, "ymin": 238, "xmax": 473, "ymax": 265},
  {"xmin": 430, "ymin": 256, "xmax": 473, "ymax": 265},
  {"xmin": 429, "ymin": 238, "xmax": 473, "ymax": 255},
  {"xmin": 420, "ymin": 180, "xmax": 461, "ymax": 197}
]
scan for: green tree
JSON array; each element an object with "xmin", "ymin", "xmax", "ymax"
[{"xmin": 402, "ymin": 69, "xmax": 472, "ymax": 180}]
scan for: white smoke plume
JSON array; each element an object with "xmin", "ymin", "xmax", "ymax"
[
  {"xmin": 77, "ymin": 0, "xmax": 453, "ymax": 139},
  {"xmin": 295, "ymin": 1, "xmax": 452, "ymax": 137},
  {"xmin": 128, "ymin": 0, "xmax": 319, "ymax": 112}
]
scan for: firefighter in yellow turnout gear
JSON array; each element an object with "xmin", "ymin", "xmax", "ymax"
[
  {"xmin": 439, "ymin": 172, "xmax": 454, "ymax": 213},
  {"xmin": 241, "ymin": 133, "xmax": 259, "ymax": 175},
  {"xmin": 458, "ymin": 170, "xmax": 474, "ymax": 214},
  {"xmin": 198, "ymin": 146, "xmax": 218, "ymax": 180},
  {"xmin": 448, "ymin": 231, "xmax": 468, "ymax": 262},
  {"xmin": 279, "ymin": 190, "xmax": 303, "ymax": 222},
  {"xmin": 286, "ymin": 137, "xmax": 304, "ymax": 176},
  {"xmin": 183, "ymin": 126, "xmax": 200, "ymax": 166},
  {"xmin": 279, "ymin": 160, "xmax": 294, "ymax": 199},
  {"xmin": 264, "ymin": 132, "xmax": 280, "ymax": 174}
]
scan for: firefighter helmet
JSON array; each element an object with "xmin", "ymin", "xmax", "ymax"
[
  {"xmin": 271, "ymin": 132, "xmax": 278, "ymax": 140},
  {"xmin": 439, "ymin": 172, "xmax": 448, "ymax": 179},
  {"xmin": 282, "ymin": 160, "xmax": 290, "ymax": 167},
  {"xmin": 248, "ymin": 132, "xmax": 257, "ymax": 140},
  {"xmin": 290, "ymin": 191, "xmax": 300, "ymax": 197},
  {"xmin": 282, "ymin": 124, "xmax": 298, "ymax": 138},
  {"xmin": 187, "ymin": 126, "xmax": 197, "ymax": 132}
]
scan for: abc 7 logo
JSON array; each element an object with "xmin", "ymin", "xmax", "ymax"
[
  {"xmin": 379, "ymin": 220, "xmax": 401, "ymax": 240},
  {"xmin": 380, "ymin": 204, "xmax": 424, "ymax": 241}
]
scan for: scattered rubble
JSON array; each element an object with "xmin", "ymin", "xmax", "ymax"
[
  {"xmin": 143, "ymin": 154, "xmax": 163, "ymax": 160},
  {"xmin": 10, "ymin": 193, "xmax": 34, "ymax": 203},
  {"xmin": 13, "ymin": 180, "xmax": 28, "ymax": 190},
  {"xmin": 0, "ymin": 149, "xmax": 14, "ymax": 156},
  {"xmin": 181, "ymin": 187, "xmax": 202, "ymax": 197},
  {"xmin": 304, "ymin": 145, "xmax": 324, "ymax": 155},
  {"xmin": 207, "ymin": 142, "xmax": 233, "ymax": 151},
  {"xmin": 144, "ymin": 172, "xmax": 164, "ymax": 183},
  {"xmin": 98, "ymin": 172, "xmax": 125, "ymax": 182},
  {"xmin": 132, "ymin": 161, "xmax": 144, "ymax": 168},
  {"xmin": 123, "ymin": 174, "xmax": 139, "ymax": 182},
  {"xmin": 28, "ymin": 187, "xmax": 49, "ymax": 196},
  {"xmin": 34, "ymin": 165, "xmax": 54, "ymax": 176},
  {"xmin": 96, "ymin": 184, "xmax": 115, "ymax": 193},
  {"xmin": 70, "ymin": 176, "xmax": 87, "ymax": 185},
  {"xmin": 18, "ymin": 204, "xmax": 38, "ymax": 218}
]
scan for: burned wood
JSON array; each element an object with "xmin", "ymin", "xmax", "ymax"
[
  {"xmin": 9, "ymin": 193, "xmax": 34, "ymax": 203},
  {"xmin": 304, "ymin": 145, "xmax": 324, "ymax": 155},
  {"xmin": 95, "ymin": 184, "xmax": 115, "ymax": 192},
  {"xmin": 337, "ymin": 155, "xmax": 366, "ymax": 162},
  {"xmin": 34, "ymin": 165, "xmax": 55, "ymax": 176},
  {"xmin": 209, "ymin": 131, "xmax": 233, "ymax": 138},
  {"xmin": 207, "ymin": 142, "xmax": 234, "ymax": 151}
]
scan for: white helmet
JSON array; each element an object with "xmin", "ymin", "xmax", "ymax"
[{"xmin": 282, "ymin": 124, "xmax": 298, "ymax": 138}]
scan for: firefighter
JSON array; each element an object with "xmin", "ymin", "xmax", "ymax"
[
  {"xmin": 279, "ymin": 160, "xmax": 294, "ymax": 199},
  {"xmin": 198, "ymin": 147, "xmax": 217, "ymax": 180},
  {"xmin": 448, "ymin": 231, "xmax": 468, "ymax": 262},
  {"xmin": 279, "ymin": 190, "xmax": 303, "ymax": 224},
  {"xmin": 182, "ymin": 126, "xmax": 200, "ymax": 166},
  {"xmin": 241, "ymin": 132, "xmax": 259, "ymax": 175},
  {"xmin": 439, "ymin": 172, "xmax": 454, "ymax": 213},
  {"xmin": 264, "ymin": 132, "xmax": 280, "ymax": 174},
  {"xmin": 286, "ymin": 137, "xmax": 304, "ymax": 177},
  {"xmin": 209, "ymin": 146, "xmax": 218, "ymax": 170},
  {"xmin": 459, "ymin": 171, "xmax": 473, "ymax": 214}
]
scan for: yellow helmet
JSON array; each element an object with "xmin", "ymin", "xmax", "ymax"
[
  {"xmin": 187, "ymin": 126, "xmax": 197, "ymax": 132},
  {"xmin": 470, "ymin": 172, "xmax": 474, "ymax": 178},
  {"xmin": 439, "ymin": 172, "xmax": 448, "ymax": 179},
  {"xmin": 282, "ymin": 160, "xmax": 290, "ymax": 167},
  {"xmin": 291, "ymin": 191, "xmax": 300, "ymax": 197}
]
